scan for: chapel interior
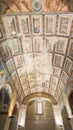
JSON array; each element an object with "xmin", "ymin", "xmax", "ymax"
[{"xmin": 0, "ymin": 0, "xmax": 73, "ymax": 130}]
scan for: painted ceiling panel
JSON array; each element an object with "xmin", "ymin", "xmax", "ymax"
[{"xmin": 0, "ymin": 12, "xmax": 73, "ymax": 103}]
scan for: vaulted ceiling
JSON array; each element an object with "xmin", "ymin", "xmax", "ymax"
[{"xmin": 0, "ymin": 0, "xmax": 73, "ymax": 103}]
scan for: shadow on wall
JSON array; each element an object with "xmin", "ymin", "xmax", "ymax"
[
  {"xmin": 0, "ymin": 87, "xmax": 11, "ymax": 114},
  {"xmin": 62, "ymin": 106, "xmax": 72, "ymax": 130},
  {"xmin": 69, "ymin": 91, "xmax": 73, "ymax": 115}
]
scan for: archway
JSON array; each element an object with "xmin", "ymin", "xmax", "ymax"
[
  {"xmin": 62, "ymin": 106, "xmax": 72, "ymax": 130},
  {"xmin": 0, "ymin": 84, "xmax": 12, "ymax": 130},
  {"xmin": 25, "ymin": 99, "xmax": 55, "ymax": 130},
  {"xmin": 69, "ymin": 91, "xmax": 73, "ymax": 115},
  {"xmin": 8, "ymin": 101, "xmax": 19, "ymax": 130},
  {"xmin": 0, "ymin": 84, "xmax": 12, "ymax": 113}
]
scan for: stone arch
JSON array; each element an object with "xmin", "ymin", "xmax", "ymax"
[
  {"xmin": 0, "ymin": 83, "xmax": 12, "ymax": 99},
  {"xmin": 12, "ymin": 101, "xmax": 19, "ymax": 116},
  {"xmin": 8, "ymin": 101, "xmax": 19, "ymax": 130},
  {"xmin": 23, "ymin": 92, "xmax": 57, "ymax": 105},
  {"xmin": 8, "ymin": 92, "xmax": 20, "ymax": 118},
  {"xmin": 0, "ymin": 83, "xmax": 12, "ymax": 113},
  {"xmin": 25, "ymin": 99, "xmax": 55, "ymax": 130},
  {"xmin": 69, "ymin": 90, "xmax": 73, "ymax": 115},
  {"xmin": 61, "ymin": 105, "xmax": 72, "ymax": 130}
]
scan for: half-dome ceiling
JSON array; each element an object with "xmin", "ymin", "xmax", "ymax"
[{"xmin": 0, "ymin": 12, "xmax": 73, "ymax": 102}]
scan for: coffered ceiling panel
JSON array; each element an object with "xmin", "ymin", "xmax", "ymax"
[{"xmin": 0, "ymin": 12, "xmax": 73, "ymax": 103}]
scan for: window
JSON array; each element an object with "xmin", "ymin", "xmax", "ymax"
[
  {"xmin": 18, "ymin": 105, "xmax": 26, "ymax": 127},
  {"xmin": 37, "ymin": 102, "xmax": 43, "ymax": 114}
]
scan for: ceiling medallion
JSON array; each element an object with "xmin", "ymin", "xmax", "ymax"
[{"xmin": 32, "ymin": 0, "xmax": 42, "ymax": 12}]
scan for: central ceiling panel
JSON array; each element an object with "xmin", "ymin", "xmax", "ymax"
[{"xmin": 0, "ymin": 13, "xmax": 73, "ymax": 102}]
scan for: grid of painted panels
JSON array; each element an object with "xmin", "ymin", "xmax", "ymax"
[{"xmin": 0, "ymin": 13, "xmax": 73, "ymax": 102}]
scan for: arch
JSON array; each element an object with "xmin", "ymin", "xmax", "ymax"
[
  {"xmin": 0, "ymin": 83, "xmax": 12, "ymax": 99},
  {"xmin": 8, "ymin": 92, "xmax": 17, "ymax": 117},
  {"xmin": 62, "ymin": 106, "xmax": 72, "ymax": 130},
  {"xmin": 12, "ymin": 102, "xmax": 19, "ymax": 116},
  {"xmin": 0, "ymin": 84, "xmax": 12, "ymax": 113},
  {"xmin": 23, "ymin": 92, "xmax": 57, "ymax": 105},
  {"xmin": 69, "ymin": 90, "xmax": 73, "ymax": 114},
  {"xmin": 25, "ymin": 99, "xmax": 55, "ymax": 130}
]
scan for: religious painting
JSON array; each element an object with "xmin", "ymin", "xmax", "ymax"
[
  {"xmin": 5, "ymin": 73, "xmax": 10, "ymax": 81},
  {"xmin": 11, "ymin": 38, "xmax": 21, "ymax": 55},
  {"xmin": 45, "ymin": 14, "xmax": 56, "ymax": 35},
  {"xmin": 53, "ymin": 54, "xmax": 64, "ymax": 67},
  {"xmin": 22, "ymin": 83, "xmax": 28, "ymax": 91},
  {"xmin": 1, "ymin": 41, "xmax": 10, "ymax": 60},
  {"xmin": 61, "ymin": 71, "xmax": 69, "ymax": 86},
  {"xmin": 57, "ymin": 14, "xmax": 72, "ymax": 36},
  {"xmin": 21, "ymin": 37, "xmax": 32, "ymax": 53},
  {"xmin": 18, "ymin": 87, "xmax": 23, "ymax": 97},
  {"xmin": 17, "ymin": 67, "xmax": 26, "ymax": 77},
  {"xmin": 15, "ymin": 81, "xmax": 20, "ymax": 90},
  {"xmin": 6, "ymin": 59, "xmax": 15, "ymax": 74},
  {"xmin": 45, "ymin": 36, "xmax": 56, "ymax": 52},
  {"xmin": 51, "ymin": 76, "xmax": 58, "ymax": 85},
  {"xmin": 32, "ymin": 15, "xmax": 42, "ymax": 35},
  {"xmin": 53, "ymin": 67, "xmax": 61, "ymax": 77},
  {"xmin": 28, "ymin": 73, "xmax": 35, "ymax": 82},
  {"xmin": 2, "ymin": 16, "xmax": 17, "ymax": 36},
  {"xmin": 14, "ymin": 55, "xmax": 24, "ymax": 68},
  {"xmin": 42, "ymin": 81, "xmax": 49, "ymax": 88},
  {"xmin": 33, "ymin": 36, "xmax": 43, "ymax": 52},
  {"xmin": 20, "ymin": 76, "xmax": 28, "ymax": 85},
  {"xmin": 58, "ymin": 80, "xmax": 65, "ymax": 92},
  {"xmin": 11, "ymin": 71, "xmax": 18, "ymax": 82},
  {"xmin": 17, "ymin": 15, "xmax": 30, "ymax": 35},
  {"xmin": 68, "ymin": 39, "xmax": 73, "ymax": 59},
  {"xmin": 55, "ymin": 37, "xmax": 68, "ymax": 54},
  {"xmin": 50, "ymin": 83, "xmax": 57, "ymax": 96},
  {"xmin": 0, "ymin": 60, "xmax": 4, "ymax": 71},
  {"xmin": 64, "ymin": 57, "xmax": 72, "ymax": 74}
]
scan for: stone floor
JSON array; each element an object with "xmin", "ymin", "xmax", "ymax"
[{"xmin": 18, "ymin": 119, "xmax": 56, "ymax": 130}]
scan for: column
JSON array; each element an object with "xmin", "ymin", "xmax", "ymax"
[
  {"xmin": 62, "ymin": 93, "xmax": 73, "ymax": 129},
  {"xmin": 53, "ymin": 104, "xmax": 64, "ymax": 130},
  {"xmin": 70, "ymin": 118, "xmax": 73, "ymax": 130},
  {"xmin": 8, "ymin": 115, "xmax": 19, "ymax": 130},
  {"xmin": 18, "ymin": 105, "xmax": 27, "ymax": 130},
  {"xmin": 4, "ymin": 116, "xmax": 11, "ymax": 130},
  {"xmin": 0, "ymin": 113, "xmax": 8, "ymax": 130},
  {"xmin": 62, "ymin": 93, "xmax": 72, "ymax": 119}
]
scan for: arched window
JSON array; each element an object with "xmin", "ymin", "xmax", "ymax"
[{"xmin": 37, "ymin": 101, "xmax": 43, "ymax": 114}]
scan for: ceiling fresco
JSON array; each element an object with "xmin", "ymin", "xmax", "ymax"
[
  {"xmin": 0, "ymin": 0, "xmax": 73, "ymax": 14},
  {"xmin": 0, "ymin": 12, "xmax": 73, "ymax": 103}
]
